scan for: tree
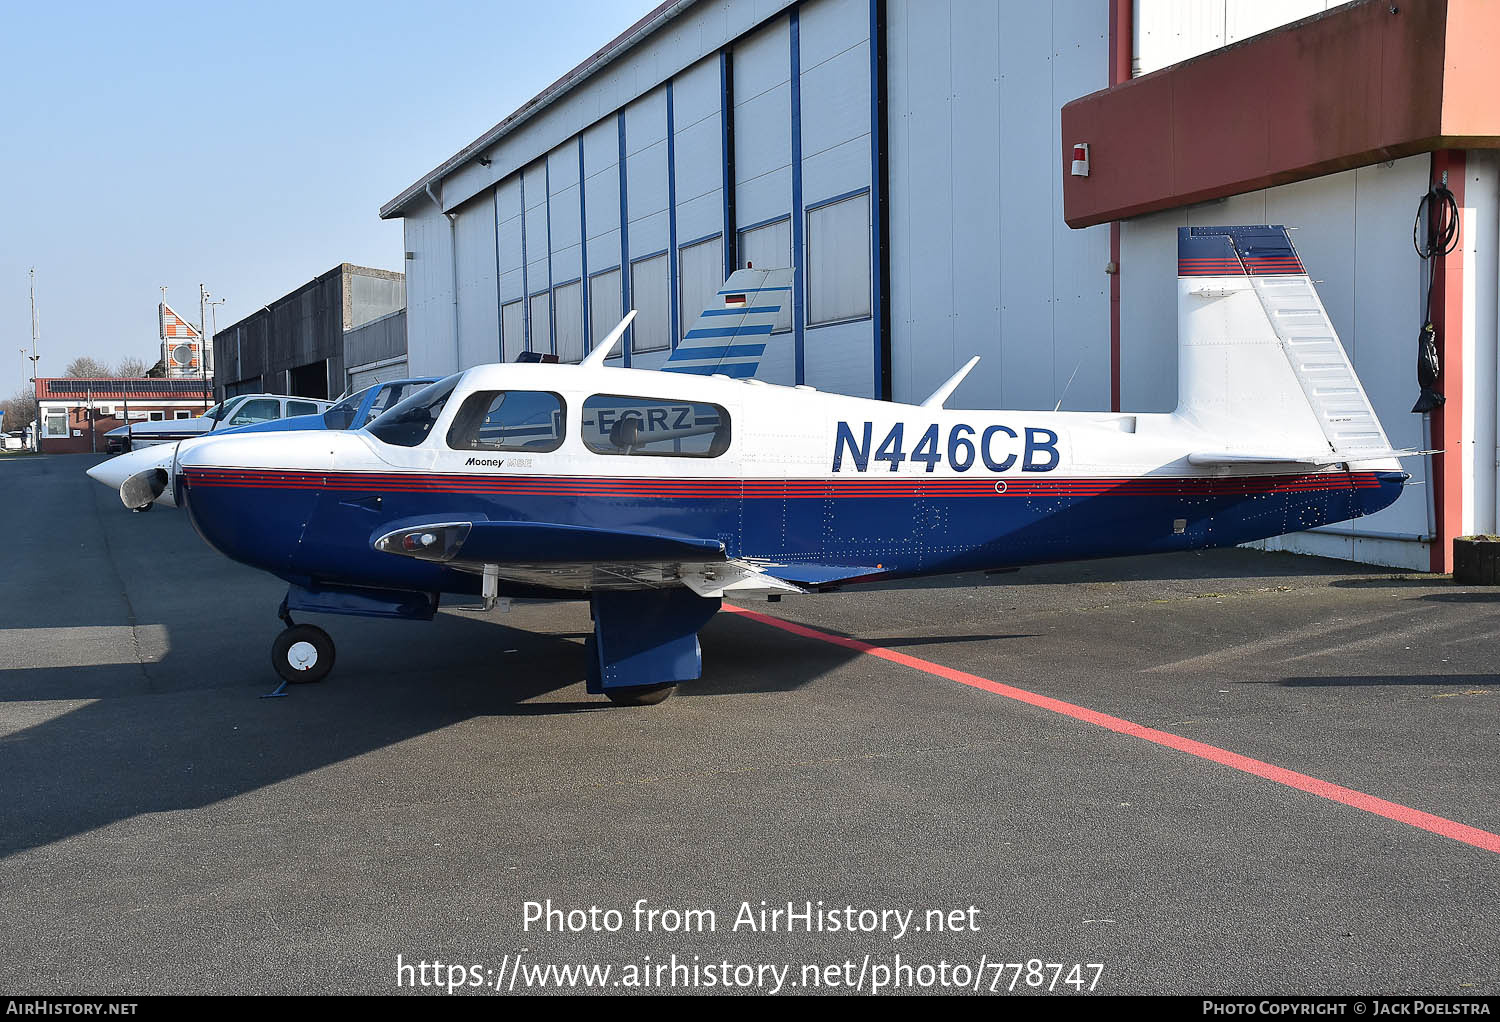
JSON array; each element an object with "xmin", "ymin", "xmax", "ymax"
[
  {"xmin": 63, "ymin": 356, "xmax": 112, "ymax": 378},
  {"xmin": 115, "ymin": 356, "xmax": 148, "ymax": 378},
  {"xmin": 0, "ymin": 387, "xmax": 38, "ymax": 433}
]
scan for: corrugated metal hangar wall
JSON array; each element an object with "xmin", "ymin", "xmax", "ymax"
[
  {"xmin": 399, "ymin": 0, "xmax": 1114, "ymax": 405},
  {"xmin": 389, "ymin": 0, "xmax": 1500, "ymax": 572},
  {"xmin": 403, "ymin": 0, "xmax": 885, "ymax": 395}
]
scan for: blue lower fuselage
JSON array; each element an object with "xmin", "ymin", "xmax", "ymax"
[{"xmin": 178, "ymin": 467, "xmax": 1407, "ymax": 597}]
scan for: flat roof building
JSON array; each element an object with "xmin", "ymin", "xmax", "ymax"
[
  {"xmin": 34, "ymin": 377, "xmax": 214, "ymax": 455},
  {"xmin": 213, "ymin": 264, "xmax": 405, "ymax": 400}
]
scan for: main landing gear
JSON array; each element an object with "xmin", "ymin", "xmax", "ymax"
[
  {"xmin": 270, "ymin": 598, "xmax": 336, "ymax": 688},
  {"xmin": 257, "ymin": 586, "xmax": 719, "ymax": 707},
  {"xmin": 586, "ymin": 589, "xmax": 721, "ymax": 707},
  {"xmin": 604, "ymin": 682, "xmax": 678, "ymax": 707}
]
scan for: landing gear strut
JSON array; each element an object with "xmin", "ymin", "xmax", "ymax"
[{"xmin": 270, "ymin": 598, "xmax": 336, "ymax": 687}]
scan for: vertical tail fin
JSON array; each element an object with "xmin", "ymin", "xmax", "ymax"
[
  {"xmin": 661, "ymin": 267, "xmax": 793, "ymax": 378},
  {"xmin": 1176, "ymin": 226, "xmax": 1395, "ymax": 462}
]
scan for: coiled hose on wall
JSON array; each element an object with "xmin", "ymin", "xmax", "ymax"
[{"xmin": 1411, "ymin": 180, "xmax": 1460, "ymax": 413}]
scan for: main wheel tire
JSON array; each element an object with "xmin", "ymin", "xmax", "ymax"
[
  {"xmin": 130, "ymin": 503, "xmax": 154, "ymax": 513},
  {"xmin": 271, "ymin": 624, "xmax": 336, "ymax": 685},
  {"xmin": 604, "ymin": 683, "xmax": 677, "ymax": 707}
]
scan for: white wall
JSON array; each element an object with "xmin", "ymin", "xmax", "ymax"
[
  {"xmin": 887, "ymin": 0, "xmax": 1110, "ymax": 412},
  {"xmin": 1462, "ymin": 152, "xmax": 1500, "ymax": 540},
  {"xmin": 1134, "ymin": 0, "xmax": 1353, "ymax": 76},
  {"xmin": 454, "ymin": 192, "xmax": 499, "ymax": 368},
  {"xmin": 401, "ymin": 199, "xmax": 456, "ymax": 377}
]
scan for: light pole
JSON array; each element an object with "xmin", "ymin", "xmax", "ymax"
[
  {"xmin": 28, "ymin": 268, "xmax": 40, "ymax": 451},
  {"xmin": 207, "ymin": 295, "xmax": 225, "ymax": 405},
  {"xmin": 198, "ymin": 283, "xmax": 225, "ymax": 407}
]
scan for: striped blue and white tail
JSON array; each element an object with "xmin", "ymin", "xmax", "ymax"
[{"xmin": 661, "ymin": 267, "xmax": 793, "ymax": 378}]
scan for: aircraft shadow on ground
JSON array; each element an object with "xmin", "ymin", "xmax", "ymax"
[
  {"xmin": 867, "ymin": 548, "xmax": 1371, "ymax": 592},
  {"xmin": 0, "ymin": 605, "xmax": 864, "ymax": 859},
  {"xmin": 1416, "ymin": 591, "xmax": 1500, "ymax": 603}
]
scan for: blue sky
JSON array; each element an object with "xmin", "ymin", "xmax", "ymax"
[{"xmin": 0, "ymin": 0, "xmax": 656, "ymax": 394}]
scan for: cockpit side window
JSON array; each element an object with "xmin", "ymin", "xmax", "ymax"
[
  {"xmin": 581, "ymin": 394, "xmax": 731, "ymax": 457},
  {"xmin": 446, "ymin": 391, "xmax": 565, "ymax": 452},
  {"xmin": 366, "ymin": 375, "xmax": 460, "ymax": 448}
]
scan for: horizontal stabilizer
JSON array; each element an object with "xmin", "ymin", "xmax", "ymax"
[{"xmin": 1187, "ymin": 448, "xmax": 1424, "ymax": 467}]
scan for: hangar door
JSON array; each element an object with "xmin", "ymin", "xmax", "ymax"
[{"xmin": 348, "ymin": 360, "xmax": 410, "ymax": 394}]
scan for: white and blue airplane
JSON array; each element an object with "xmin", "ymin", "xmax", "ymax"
[{"xmin": 87, "ymin": 227, "xmax": 1411, "ymax": 705}]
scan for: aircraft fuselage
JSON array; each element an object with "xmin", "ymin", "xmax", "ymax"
[{"xmin": 172, "ymin": 363, "xmax": 1404, "ymax": 600}]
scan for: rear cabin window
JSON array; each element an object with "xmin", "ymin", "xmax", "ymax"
[
  {"xmin": 581, "ymin": 394, "xmax": 730, "ymax": 458},
  {"xmin": 446, "ymin": 391, "xmax": 565, "ymax": 453},
  {"xmin": 366, "ymin": 375, "xmax": 459, "ymax": 448}
]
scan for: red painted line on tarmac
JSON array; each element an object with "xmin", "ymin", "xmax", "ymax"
[{"xmin": 722, "ymin": 604, "xmax": 1500, "ymax": 856}]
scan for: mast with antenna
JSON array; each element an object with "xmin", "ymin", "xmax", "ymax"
[{"xmin": 27, "ymin": 268, "xmax": 41, "ymax": 450}]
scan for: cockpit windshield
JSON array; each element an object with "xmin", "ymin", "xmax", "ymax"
[
  {"xmin": 365, "ymin": 375, "xmax": 460, "ymax": 447},
  {"xmin": 323, "ymin": 385, "xmax": 374, "ymax": 431}
]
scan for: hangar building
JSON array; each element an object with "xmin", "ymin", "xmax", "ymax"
[
  {"xmin": 213, "ymin": 264, "xmax": 405, "ymax": 400},
  {"xmin": 379, "ymin": 0, "xmax": 1500, "ymax": 573}
]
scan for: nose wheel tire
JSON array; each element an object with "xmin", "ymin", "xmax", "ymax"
[
  {"xmin": 603, "ymin": 683, "xmax": 677, "ymax": 707},
  {"xmin": 272, "ymin": 624, "xmax": 336, "ymax": 685}
]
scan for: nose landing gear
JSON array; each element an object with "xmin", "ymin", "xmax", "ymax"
[{"xmin": 270, "ymin": 599, "xmax": 336, "ymax": 688}]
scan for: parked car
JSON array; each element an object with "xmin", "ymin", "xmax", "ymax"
[
  {"xmin": 104, "ymin": 393, "xmax": 333, "ymax": 453},
  {"xmin": 218, "ymin": 378, "xmax": 441, "ymax": 437}
]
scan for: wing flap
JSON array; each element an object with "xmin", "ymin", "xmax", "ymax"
[{"xmin": 760, "ymin": 562, "xmax": 887, "ymax": 586}]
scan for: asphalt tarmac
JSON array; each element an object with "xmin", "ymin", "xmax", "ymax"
[{"xmin": 1, "ymin": 453, "xmax": 1496, "ymax": 995}]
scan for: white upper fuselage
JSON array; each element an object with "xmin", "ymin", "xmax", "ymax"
[{"xmin": 171, "ymin": 360, "xmax": 1399, "ymax": 482}]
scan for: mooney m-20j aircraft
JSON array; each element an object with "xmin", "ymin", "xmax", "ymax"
[{"xmin": 88, "ymin": 227, "xmax": 1410, "ymax": 704}]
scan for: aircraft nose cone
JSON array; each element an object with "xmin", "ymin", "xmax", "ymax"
[
  {"xmin": 83, "ymin": 460, "xmax": 115, "ymax": 486},
  {"xmin": 85, "ymin": 444, "xmax": 179, "ymax": 507}
]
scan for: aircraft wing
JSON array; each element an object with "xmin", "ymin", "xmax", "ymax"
[{"xmin": 372, "ymin": 518, "xmax": 803, "ymax": 597}]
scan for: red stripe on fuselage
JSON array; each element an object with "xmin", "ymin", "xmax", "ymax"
[{"xmin": 180, "ymin": 467, "xmax": 1386, "ymax": 500}]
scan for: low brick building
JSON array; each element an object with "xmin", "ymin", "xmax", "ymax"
[{"xmin": 35, "ymin": 378, "xmax": 215, "ymax": 454}]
